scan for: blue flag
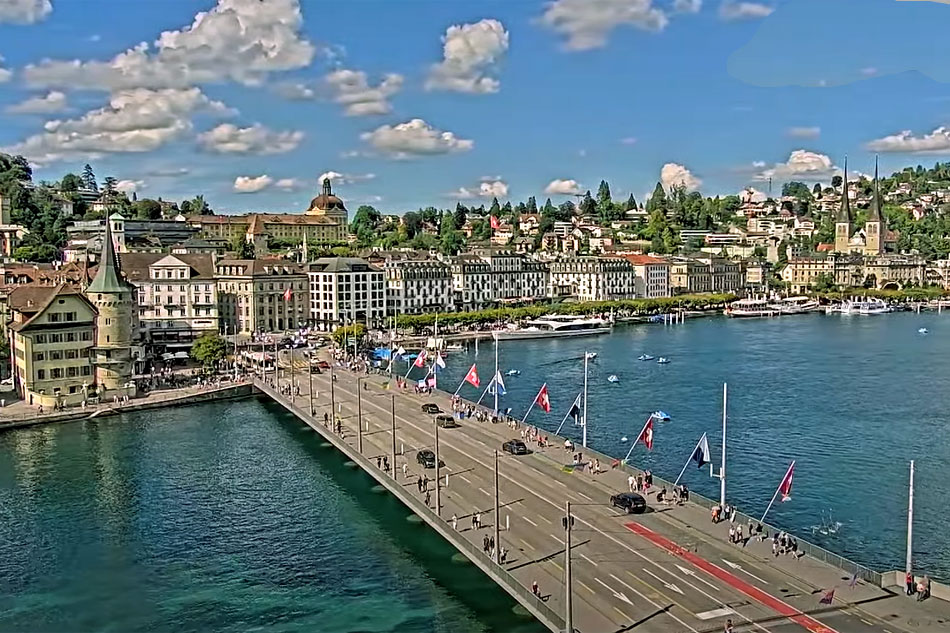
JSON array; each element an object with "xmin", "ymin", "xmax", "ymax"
[{"xmin": 692, "ymin": 433, "xmax": 711, "ymax": 468}]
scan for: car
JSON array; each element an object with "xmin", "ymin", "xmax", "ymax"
[
  {"xmin": 421, "ymin": 403, "xmax": 441, "ymax": 414},
  {"xmin": 502, "ymin": 439, "xmax": 528, "ymax": 455},
  {"xmin": 434, "ymin": 414, "xmax": 459, "ymax": 428},
  {"xmin": 416, "ymin": 449, "xmax": 441, "ymax": 469},
  {"xmin": 317, "ymin": 360, "xmax": 331, "ymax": 370},
  {"xmin": 610, "ymin": 492, "xmax": 647, "ymax": 514}
]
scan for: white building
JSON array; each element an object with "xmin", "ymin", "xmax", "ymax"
[
  {"xmin": 307, "ymin": 257, "xmax": 387, "ymax": 330},
  {"xmin": 548, "ymin": 256, "xmax": 637, "ymax": 301},
  {"xmin": 616, "ymin": 255, "xmax": 671, "ymax": 298},
  {"xmin": 448, "ymin": 251, "xmax": 549, "ymax": 310},
  {"xmin": 385, "ymin": 260, "xmax": 454, "ymax": 314}
]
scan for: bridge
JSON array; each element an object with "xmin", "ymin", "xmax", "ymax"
[{"xmin": 254, "ymin": 368, "xmax": 948, "ymax": 633}]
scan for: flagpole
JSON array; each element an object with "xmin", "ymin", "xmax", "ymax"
[
  {"xmin": 760, "ymin": 460, "xmax": 795, "ymax": 524},
  {"xmin": 582, "ymin": 351, "xmax": 589, "ymax": 448},
  {"xmin": 453, "ymin": 365, "xmax": 473, "ymax": 397},
  {"xmin": 476, "ymin": 377, "xmax": 493, "ymax": 405},
  {"xmin": 520, "ymin": 382, "xmax": 545, "ymax": 424},
  {"xmin": 554, "ymin": 392, "xmax": 582, "ymax": 436},
  {"xmin": 720, "ymin": 382, "xmax": 728, "ymax": 508},
  {"xmin": 404, "ymin": 351, "xmax": 422, "ymax": 380},
  {"xmin": 623, "ymin": 415, "xmax": 653, "ymax": 464},
  {"xmin": 493, "ymin": 334, "xmax": 499, "ymax": 415},
  {"xmin": 906, "ymin": 460, "xmax": 915, "ymax": 577},
  {"xmin": 673, "ymin": 433, "xmax": 706, "ymax": 487}
]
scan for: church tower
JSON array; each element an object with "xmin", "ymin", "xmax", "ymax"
[
  {"xmin": 865, "ymin": 156, "xmax": 884, "ymax": 256},
  {"xmin": 834, "ymin": 157, "xmax": 852, "ymax": 253},
  {"xmin": 88, "ymin": 216, "xmax": 136, "ymax": 399}
]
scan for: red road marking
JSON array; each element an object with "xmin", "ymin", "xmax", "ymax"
[{"xmin": 624, "ymin": 522, "xmax": 840, "ymax": 633}]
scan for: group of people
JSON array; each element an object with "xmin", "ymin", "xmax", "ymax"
[
  {"xmin": 906, "ymin": 572, "xmax": 932, "ymax": 601},
  {"xmin": 627, "ymin": 471, "xmax": 655, "ymax": 494},
  {"xmin": 655, "ymin": 484, "xmax": 689, "ymax": 505},
  {"xmin": 522, "ymin": 425, "xmax": 549, "ymax": 448}
]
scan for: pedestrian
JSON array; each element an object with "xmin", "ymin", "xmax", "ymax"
[
  {"xmin": 489, "ymin": 536, "xmax": 494, "ymax": 552},
  {"xmin": 628, "ymin": 475, "xmax": 635, "ymax": 492},
  {"xmin": 475, "ymin": 512, "xmax": 481, "ymax": 529},
  {"xmin": 422, "ymin": 475, "xmax": 428, "ymax": 492},
  {"xmin": 532, "ymin": 580, "xmax": 540, "ymax": 597},
  {"xmin": 736, "ymin": 524, "xmax": 744, "ymax": 546},
  {"xmin": 472, "ymin": 513, "xmax": 477, "ymax": 530},
  {"xmin": 724, "ymin": 618, "xmax": 735, "ymax": 633},
  {"xmin": 425, "ymin": 490, "xmax": 431, "ymax": 507},
  {"xmin": 403, "ymin": 463, "xmax": 408, "ymax": 479},
  {"xmin": 728, "ymin": 525, "xmax": 735, "ymax": 544},
  {"xmin": 500, "ymin": 548, "xmax": 507, "ymax": 564},
  {"xmin": 772, "ymin": 538, "xmax": 779, "ymax": 558},
  {"xmin": 376, "ymin": 456, "xmax": 382, "ymax": 468},
  {"xmin": 483, "ymin": 535, "xmax": 490, "ymax": 553},
  {"xmin": 383, "ymin": 456, "xmax": 389, "ymax": 472},
  {"xmin": 417, "ymin": 476, "xmax": 423, "ymax": 492},
  {"xmin": 452, "ymin": 513, "xmax": 458, "ymax": 530},
  {"xmin": 906, "ymin": 571, "xmax": 916, "ymax": 596}
]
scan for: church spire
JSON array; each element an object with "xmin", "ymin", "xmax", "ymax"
[
  {"xmin": 87, "ymin": 216, "xmax": 127, "ymax": 293},
  {"xmin": 835, "ymin": 156, "xmax": 851, "ymax": 224},
  {"xmin": 868, "ymin": 155, "xmax": 883, "ymax": 222}
]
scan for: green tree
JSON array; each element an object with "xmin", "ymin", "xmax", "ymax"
[
  {"xmin": 781, "ymin": 181, "xmax": 812, "ymax": 200},
  {"xmin": 526, "ymin": 196, "xmax": 538, "ymax": 214},
  {"xmin": 103, "ymin": 176, "xmax": 118, "ymax": 197},
  {"xmin": 60, "ymin": 173, "xmax": 82, "ymax": 191},
  {"xmin": 813, "ymin": 272, "xmax": 836, "ymax": 292},
  {"xmin": 439, "ymin": 212, "xmax": 463, "ymax": 255},
  {"xmin": 189, "ymin": 194, "xmax": 213, "ymax": 215},
  {"xmin": 81, "ymin": 164, "xmax": 97, "ymax": 191},
  {"xmin": 191, "ymin": 333, "xmax": 229, "ymax": 367},
  {"xmin": 624, "ymin": 194, "xmax": 637, "ymax": 211},
  {"xmin": 489, "ymin": 197, "xmax": 501, "ymax": 217},
  {"xmin": 350, "ymin": 205, "xmax": 381, "ymax": 245},
  {"xmin": 812, "ymin": 183, "xmax": 822, "ymax": 198},
  {"xmin": 133, "ymin": 198, "xmax": 162, "ymax": 220},
  {"xmin": 831, "ymin": 175, "xmax": 843, "ymax": 189},
  {"xmin": 332, "ymin": 323, "xmax": 366, "ymax": 346},
  {"xmin": 597, "ymin": 180, "xmax": 612, "ymax": 208},
  {"xmin": 402, "ymin": 211, "xmax": 422, "ymax": 238},
  {"xmin": 645, "ymin": 182, "xmax": 668, "ymax": 215},
  {"xmin": 453, "ymin": 203, "xmax": 468, "ymax": 230},
  {"xmin": 230, "ymin": 234, "xmax": 256, "ymax": 259},
  {"xmin": 579, "ymin": 190, "xmax": 596, "ymax": 216}
]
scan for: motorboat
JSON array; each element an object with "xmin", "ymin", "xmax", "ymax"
[
  {"xmin": 445, "ymin": 343, "xmax": 464, "ymax": 352},
  {"xmin": 585, "ymin": 352, "xmax": 598, "ymax": 360},
  {"xmin": 638, "ymin": 354, "xmax": 655, "ymax": 361},
  {"xmin": 492, "ymin": 315, "xmax": 612, "ymax": 340},
  {"xmin": 725, "ymin": 298, "xmax": 778, "ymax": 318},
  {"xmin": 657, "ymin": 357, "xmax": 670, "ymax": 364},
  {"xmin": 770, "ymin": 296, "xmax": 821, "ymax": 315},
  {"xmin": 919, "ymin": 327, "xmax": 929, "ymax": 334},
  {"xmin": 607, "ymin": 374, "xmax": 620, "ymax": 383},
  {"xmin": 651, "ymin": 411, "xmax": 671, "ymax": 422},
  {"xmin": 825, "ymin": 297, "xmax": 892, "ymax": 315},
  {"xmin": 506, "ymin": 369, "xmax": 521, "ymax": 376}
]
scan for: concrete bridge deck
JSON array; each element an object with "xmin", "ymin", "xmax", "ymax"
[{"xmin": 256, "ymin": 369, "xmax": 950, "ymax": 633}]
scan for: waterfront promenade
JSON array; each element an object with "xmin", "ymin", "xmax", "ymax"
[{"xmin": 259, "ymin": 367, "xmax": 950, "ymax": 633}]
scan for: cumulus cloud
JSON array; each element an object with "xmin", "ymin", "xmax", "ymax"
[
  {"xmin": 275, "ymin": 178, "xmax": 303, "ymax": 190},
  {"xmin": 6, "ymin": 91, "xmax": 68, "ymax": 114},
  {"xmin": 23, "ymin": 0, "xmax": 315, "ymax": 90},
  {"xmin": 317, "ymin": 171, "xmax": 375, "ymax": 185},
  {"xmin": 198, "ymin": 123, "xmax": 303, "ymax": 155},
  {"xmin": 673, "ymin": 0, "xmax": 702, "ymax": 13},
  {"xmin": 360, "ymin": 118, "xmax": 473, "ymax": 159},
  {"xmin": 538, "ymin": 0, "xmax": 669, "ymax": 51},
  {"xmin": 0, "ymin": 0, "xmax": 51, "ymax": 24},
  {"xmin": 1, "ymin": 87, "xmax": 231, "ymax": 164},
  {"xmin": 866, "ymin": 127, "xmax": 950, "ymax": 154},
  {"xmin": 544, "ymin": 178, "xmax": 582, "ymax": 195},
  {"xmin": 426, "ymin": 19, "xmax": 509, "ymax": 94},
  {"xmin": 273, "ymin": 81, "xmax": 316, "ymax": 100},
  {"xmin": 741, "ymin": 187, "xmax": 767, "ymax": 202},
  {"xmin": 660, "ymin": 162, "xmax": 702, "ymax": 191},
  {"xmin": 452, "ymin": 179, "xmax": 509, "ymax": 199},
  {"xmin": 719, "ymin": 1, "xmax": 773, "ymax": 20},
  {"xmin": 325, "ymin": 69, "xmax": 403, "ymax": 116},
  {"xmin": 752, "ymin": 149, "xmax": 839, "ymax": 182},
  {"xmin": 115, "ymin": 179, "xmax": 144, "ymax": 194},
  {"xmin": 786, "ymin": 126, "xmax": 821, "ymax": 139},
  {"xmin": 233, "ymin": 175, "xmax": 273, "ymax": 193}
]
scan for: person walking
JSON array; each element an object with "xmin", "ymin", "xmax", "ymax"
[
  {"xmin": 452, "ymin": 513, "xmax": 458, "ymax": 530},
  {"xmin": 402, "ymin": 463, "xmax": 408, "ymax": 479},
  {"xmin": 628, "ymin": 474, "xmax": 635, "ymax": 492},
  {"xmin": 728, "ymin": 525, "xmax": 735, "ymax": 544},
  {"xmin": 424, "ymin": 490, "xmax": 431, "ymax": 507},
  {"xmin": 475, "ymin": 512, "xmax": 482, "ymax": 530},
  {"xmin": 906, "ymin": 571, "xmax": 916, "ymax": 596},
  {"xmin": 531, "ymin": 580, "xmax": 540, "ymax": 597},
  {"xmin": 724, "ymin": 618, "xmax": 735, "ymax": 633}
]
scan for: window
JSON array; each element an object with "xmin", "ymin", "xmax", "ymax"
[
  {"xmin": 66, "ymin": 332, "xmax": 76, "ymax": 342},
  {"xmin": 82, "ymin": 365, "xmax": 92, "ymax": 376},
  {"xmin": 67, "ymin": 367, "xmax": 77, "ymax": 378},
  {"xmin": 50, "ymin": 333, "xmax": 62, "ymax": 343},
  {"xmin": 37, "ymin": 369, "xmax": 46, "ymax": 380},
  {"xmin": 65, "ymin": 312, "xmax": 76, "ymax": 322},
  {"xmin": 33, "ymin": 352, "xmax": 45, "ymax": 361},
  {"xmin": 48, "ymin": 312, "xmax": 61, "ymax": 323},
  {"xmin": 66, "ymin": 349, "xmax": 77, "ymax": 359},
  {"xmin": 51, "ymin": 368, "xmax": 62, "ymax": 379},
  {"xmin": 81, "ymin": 331, "xmax": 92, "ymax": 341},
  {"xmin": 35, "ymin": 334, "xmax": 47, "ymax": 344}
]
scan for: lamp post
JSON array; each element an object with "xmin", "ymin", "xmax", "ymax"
[{"xmin": 357, "ymin": 376, "xmax": 364, "ymax": 454}]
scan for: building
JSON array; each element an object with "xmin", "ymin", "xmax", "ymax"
[
  {"xmin": 307, "ymin": 257, "xmax": 387, "ymax": 330},
  {"xmin": 214, "ymin": 259, "xmax": 308, "ymax": 334},
  {"xmin": 190, "ymin": 213, "xmax": 345, "ymax": 254},
  {"xmin": 615, "ymin": 254, "xmax": 671, "ymax": 298},
  {"xmin": 668, "ymin": 257, "xmax": 712, "ymax": 294},
  {"xmin": 305, "ymin": 178, "xmax": 349, "ymax": 224},
  {"xmin": 744, "ymin": 260, "xmax": 772, "ymax": 293},
  {"xmin": 835, "ymin": 158, "xmax": 886, "ymax": 256},
  {"xmin": 0, "ymin": 192, "xmax": 29, "ymax": 257},
  {"xmin": 448, "ymin": 251, "xmax": 549, "ymax": 310},
  {"xmin": 8, "ymin": 284, "xmax": 97, "ymax": 407},
  {"xmin": 120, "ymin": 253, "xmax": 219, "ymax": 353},
  {"xmin": 548, "ymin": 257, "xmax": 637, "ymax": 301},
  {"xmin": 696, "ymin": 257, "xmax": 744, "ymax": 293},
  {"xmin": 385, "ymin": 260, "xmax": 455, "ymax": 314}
]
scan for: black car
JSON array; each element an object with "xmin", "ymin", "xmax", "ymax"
[
  {"xmin": 416, "ymin": 449, "xmax": 437, "ymax": 469},
  {"xmin": 421, "ymin": 403, "xmax": 441, "ymax": 414},
  {"xmin": 610, "ymin": 492, "xmax": 647, "ymax": 514},
  {"xmin": 502, "ymin": 439, "xmax": 528, "ymax": 455},
  {"xmin": 435, "ymin": 414, "xmax": 459, "ymax": 428}
]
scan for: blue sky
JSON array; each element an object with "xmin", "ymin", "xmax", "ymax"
[{"xmin": 2, "ymin": 0, "xmax": 950, "ymax": 214}]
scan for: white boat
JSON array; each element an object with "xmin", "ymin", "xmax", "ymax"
[
  {"xmin": 651, "ymin": 410, "xmax": 671, "ymax": 422},
  {"xmin": 724, "ymin": 298, "xmax": 778, "ymax": 318},
  {"xmin": 825, "ymin": 297, "xmax": 892, "ymax": 315},
  {"xmin": 585, "ymin": 352, "xmax": 598, "ymax": 360},
  {"xmin": 492, "ymin": 315, "xmax": 612, "ymax": 340},
  {"xmin": 919, "ymin": 327, "xmax": 929, "ymax": 334},
  {"xmin": 445, "ymin": 343, "xmax": 464, "ymax": 351},
  {"xmin": 607, "ymin": 375, "xmax": 620, "ymax": 383},
  {"xmin": 770, "ymin": 296, "xmax": 821, "ymax": 315},
  {"xmin": 506, "ymin": 369, "xmax": 520, "ymax": 376},
  {"xmin": 638, "ymin": 354, "xmax": 655, "ymax": 361},
  {"xmin": 657, "ymin": 357, "xmax": 670, "ymax": 364}
]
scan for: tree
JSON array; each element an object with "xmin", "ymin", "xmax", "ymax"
[
  {"xmin": 526, "ymin": 196, "xmax": 538, "ymax": 214},
  {"xmin": 230, "ymin": 234, "xmax": 256, "ymax": 259},
  {"xmin": 645, "ymin": 182, "xmax": 668, "ymax": 215},
  {"xmin": 133, "ymin": 198, "xmax": 162, "ymax": 220},
  {"xmin": 453, "ymin": 203, "xmax": 468, "ymax": 230},
  {"xmin": 439, "ymin": 212, "xmax": 463, "ymax": 255},
  {"xmin": 189, "ymin": 194, "xmax": 213, "ymax": 215},
  {"xmin": 60, "ymin": 173, "xmax": 82, "ymax": 192},
  {"xmin": 831, "ymin": 175, "xmax": 843, "ymax": 189},
  {"xmin": 514, "ymin": 201, "xmax": 527, "ymax": 215},
  {"xmin": 812, "ymin": 183, "xmax": 822, "ymax": 198},
  {"xmin": 541, "ymin": 198, "xmax": 556, "ymax": 216},
  {"xmin": 81, "ymin": 164, "xmax": 97, "ymax": 191},
  {"xmin": 489, "ymin": 197, "xmax": 501, "ymax": 216},
  {"xmin": 350, "ymin": 205, "xmax": 382, "ymax": 245},
  {"xmin": 557, "ymin": 201, "xmax": 576, "ymax": 221},
  {"xmin": 191, "ymin": 333, "xmax": 229, "ymax": 367},
  {"xmin": 501, "ymin": 201, "xmax": 512, "ymax": 215},
  {"xmin": 597, "ymin": 180, "xmax": 612, "ymax": 207},
  {"xmin": 103, "ymin": 176, "xmax": 118, "ymax": 197},
  {"xmin": 781, "ymin": 181, "xmax": 812, "ymax": 200},
  {"xmin": 332, "ymin": 323, "xmax": 366, "ymax": 346},
  {"xmin": 624, "ymin": 194, "xmax": 637, "ymax": 211},
  {"xmin": 579, "ymin": 191, "xmax": 596, "ymax": 216},
  {"xmin": 813, "ymin": 272, "xmax": 836, "ymax": 292}
]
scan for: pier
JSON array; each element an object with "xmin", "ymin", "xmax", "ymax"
[{"xmin": 256, "ymin": 370, "xmax": 950, "ymax": 633}]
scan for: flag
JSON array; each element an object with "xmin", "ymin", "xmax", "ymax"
[
  {"xmin": 535, "ymin": 384, "xmax": 551, "ymax": 413},
  {"xmin": 692, "ymin": 433, "xmax": 711, "ymax": 468},
  {"xmin": 464, "ymin": 364, "xmax": 480, "ymax": 388},
  {"xmin": 490, "ymin": 215, "xmax": 501, "ymax": 230},
  {"xmin": 819, "ymin": 588, "xmax": 835, "ymax": 605},
  {"xmin": 435, "ymin": 353, "xmax": 446, "ymax": 369},
  {"xmin": 413, "ymin": 350, "xmax": 428, "ymax": 368},
  {"xmin": 395, "ymin": 346, "xmax": 406, "ymax": 357},
  {"xmin": 639, "ymin": 416, "xmax": 654, "ymax": 451},
  {"xmin": 283, "ymin": 287, "xmax": 292, "ymax": 301},
  {"xmin": 566, "ymin": 393, "xmax": 582, "ymax": 425},
  {"xmin": 426, "ymin": 376, "xmax": 437, "ymax": 388},
  {"xmin": 779, "ymin": 461, "xmax": 795, "ymax": 502},
  {"xmin": 562, "ymin": 464, "xmax": 575, "ymax": 473},
  {"xmin": 492, "ymin": 371, "xmax": 506, "ymax": 396}
]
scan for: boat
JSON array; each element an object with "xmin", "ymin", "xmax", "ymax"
[
  {"xmin": 825, "ymin": 297, "xmax": 892, "ymax": 315},
  {"xmin": 445, "ymin": 343, "xmax": 464, "ymax": 352},
  {"xmin": 638, "ymin": 354, "xmax": 655, "ymax": 361},
  {"xmin": 724, "ymin": 298, "xmax": 778, "ymax": 318},
  {"xmin": 656, "ymin": 357, "xmax": 670, "ymax": 364},
  {"xmin": 651, "ymin": 411, "xmax": 671, "ymax": 422},
  {"xmin": 506, "ymin": 369, "xmax": 520, "ymax": 376},
  {"xmin": 607, "ymin": 375, "xmax": 620, "ymax": 383},
  {"xmin": 919, "ymin": 327, "xmax": 929, "ymax": 334},
  {"xmin": 770, "ymin": 296, "xmax": 821, "ymax": 315},
  {"xmin": 492, "ymin": 315, "xmax": 612, "ymax": 340},
  {"xmin": 585, "ymin": 352, "xmax": 598, "ymax": 360}
]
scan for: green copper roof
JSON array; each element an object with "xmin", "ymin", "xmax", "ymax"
[
  {"xmin": 87, "ymin": 217, "xmax": 128, "ymax": 294},
  {"xmin": 868, "ymin": 156, "xmax": 883, "ymax": 223},
  {"xmin": 835, "ymin": 157, "xmax": 851, "ymax": 224}
]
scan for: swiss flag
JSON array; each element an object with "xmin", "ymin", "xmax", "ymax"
[
  {"xmin": 779, "ymin": 461, "xmax": 795, "ymax": 502},
  {"xmin": 639, "ymin": 416, "xmax": 654, "ymax": 451},
  {"xmin": 490, "ymin": 215, "xmax": 501, "ymax": 230},
  {"xmin": 283, "ymin": 287, "xmax": 292, "ymax": 301},
  {"xmin": 535, "ymin": 383, "xmax": 551, "ymax": 413},
  {"xmin": 413, "ymin": 350, "xmax": 428, "ymax": 368},
  {"xmin": 464, "ymin": 364, "xmax": 480, "ymax": 388}
]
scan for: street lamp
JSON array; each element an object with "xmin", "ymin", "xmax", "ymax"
[{"xmin": 357, "ymin": 375, "xmax": 365, "ymax": 454}]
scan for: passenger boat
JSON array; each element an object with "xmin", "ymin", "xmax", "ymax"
[
  {"xmin": 506, "ymin": 369, "xmax": 520, "ymax": 376},
  {"xmin": 445, "ymin": 343, "xmax": 464, "ymax": 352},
  {"xmin": 638, "ymin": 354, "xmax": 655, "ymax": 361},
  {"xmin": 585, "ymin": 351, "xmax": 598, "ymax": 360},
  {"xmin": 825, "ymin": 297, "xmax": 892, "ymax": 315},
  {"xmin": 770, "ymin": 296, "xmax": 821, "ymax": 315},
  {"xmin": 492, "ymin": 315, "xmax": 611, "ymax": 340},
  {"xmin": 724, "ymin": 298, "xmax": 778, "ymax": 318}
]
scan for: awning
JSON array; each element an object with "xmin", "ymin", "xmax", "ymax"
[
  {"xmin": 173, "ymin": 351, "xmax": 190, "ymax": 359},
  {"xmin": 161, "ymin": 352, "xmax": 174, "ymax": 360}
]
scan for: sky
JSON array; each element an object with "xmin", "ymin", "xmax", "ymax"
[{"xmin": 2, "ymin": 0, "xmax": 950, "ymax": 215}]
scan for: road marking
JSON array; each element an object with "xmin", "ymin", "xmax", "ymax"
[
  {"xmin": 552, "ymin": 479, "xmax": 568, "ymax": 488},
  {"xmin": 721, "ymin": 559, "xmax": 770, "ymax": 585},
  {"xmin": 608, "ymin": 573, "xmax": 700, "ymax": 632},
  {"xmin": 624, "ymin": 522, "xmax": 840, "ymax": 633},
  {"xmin": 549, "ymin": 533, "xmax": 564, "ymax": 544},
  {"xmin": 537, "ymin": 514, "xmax": 553, "ymax": 525},
  {"xmin": 551, "ymin": 561, "xmax": 563, "ymax": 572},
  {"xmin": 697, "ymin": 607, "xmax": 735, "ymax": 620},
  {"xmin": 478, "ymin": 487, "xmax": 491, "ymax": 497},
  {"xmin": 675, "ymin": 563, "xmax": 720, "ymax": 591},
  {"xmin": 643, "ymin": 568, "xmax": 684, "ymax": 595},
  {"xmin": 519, "ymin": 538, "xmax": 531, "ymax": 549},
  {"xmin": 577, "ymin": 491, "xmax": 593, "ymax": 501},
  {"xmin": 593, "ymin": 577, "xmax": 634, "ymax": 607},
  {"xmin": 581, "ymin": 553, "xmax": 598, "ymax": 567},
  {"xmin": 459, "ymin": 475, "xmax": 472, "ymax": 484},
  {"xmin": 860, "ymin": 619, "xmax": 874, "ymax": 626},
  {"xmin": 576, "ymin": 579, "xmax": 595, "ymax": 594},
  {"xmin": 522, "ymin": 516, "xmax": 538, "ymax": 527},
  {"xmin": 613, "ymin": 606, "xmax": 628, "ymax": 620}
]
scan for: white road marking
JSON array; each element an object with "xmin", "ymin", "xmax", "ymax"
[
  {"xmin": 643, "ymin": 568, "xmax": 684, "ymax": 595},
  {"xmin": 593, "ymin": 577, "xmax": 633, "ymax": 606},
  {"xmin": 581, "ymin": 554, "xmax": 598, "ymax": 567},
  {"xmin": 696, "ymin": 607, "xmax": 735, "ymax": 620},
  {"xmin": 550, "ymin": 533, "xmax": 564, "ymax": 544},
  {"xmin": 675, "ymin": 563, "xmax": 720, "ymax": 591},
  {"xmin": 721, "ymin": 559, "xmax": 769, "ymax": 585},
  {"xmin": 608, "ymin": 573, "xmax": 700, "ymax": 633},
  {"xmin": 478, "ymin": 487, "xmax": 491, "ymax": 497},
  {"xmin": 522, "ymin": 516, "xmax": 538, "ymax": 527},
  {"xmin": 577, "ymin": 491, "xmax": 593, "ymax": 501},
  {"xmin": 459, "ymin": 475, "xmax": 472, "ymax": 484}
]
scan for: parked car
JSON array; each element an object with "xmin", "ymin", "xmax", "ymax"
[
  {"xmin": 434, "ymin": 414, "xmax": 459, "ymax": 428},
  {"xmin": 502, "ymin": 439, "xmax": 528, "ymax": 455},
  {"xmin": 416, "ymin": 449, "xmax": 443, "ymax": 469},
  {"xmin": 609, "ymin": 492, "xmax": 647, "ymax": 514},
  {"xmin": 421, "ymin": 403, "xmax": 441, "ymax": 414}
]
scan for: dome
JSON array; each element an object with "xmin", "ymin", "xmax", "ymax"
[{"xmin": 308, "ymin": 178, "xmax": 347, "ymax": 213}]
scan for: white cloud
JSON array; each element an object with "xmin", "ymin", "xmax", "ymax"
[
  {"xmin": 753, "ymin": 150, "xmax": 838, "ymax": 182},
  {"xmin": 426, "ymin": 19, "xmax": 509, "ymax": 94},
  {"xmin": 544, "ymin": 178, "xmax": 582, "ymax": 195},
  {"xmin": 146, "ymin": 166, "xmax": 189, "ymax": 177},
  {"xmin": 538, "ymin": 0, "xmax": 669, "ymax": 51},
  {"xmin": 673, "ymin": 0, "xmax": 702, "ymax": 13},
  {"xmin": 620, "ymin": 136, "xmax": 638, "ymax": 145},
  {"xmin": 360, "ymin": 118, "xmax": 473, "ymax": 159},
  {"xmin": 233, "ymin": 175, "xmax": 273, "ymax": 193},
  {"xmin": 275, "ymin": 178, "xmax": 303, "ymax": 190},
  {"xmin": 115, "ymin": 179, "xmax": 144, "ymax": 194},
  {"xmin": 661, "ymin": 162, "xmax": 702, "ymax": 190},
  {"xmin": 23, "ymin": 0, "xmax": 314, "ymax": 90},
  {"xmin": 0, "ymin": 55, "xmax": 11, "ymax": 83},
  {"xmin": 2, "ymin": 87, "xmax": 231, "ymax": 164},
  {"xmin": 6, "ymin": 91, "xmax": 68, "ymax": 114},
  {"xmin": 317, "ymin": 171, "xmax": 375, "ymax": 185},
  {"xmin": 719, "ymin": 1, "xmax": 773, "ymax": 21},
  {"xmin": 861, "ymin": 67, "xmax": 878, "ymax": 77},
  {"xmin": 741, "ymin": 187, "xmax": 767, "ymax": 202},
  {"xmin": 866, "ymin": 127, "xmax": 950, "ymax": 154},
  {"xmin": 198, "ymin": 123, "xmax": 303, "ymax": 155},
  {"xmin": 453, "ymin": 179, "xmax": 509, "ymax": 199},
  {"xmin": 786, "ymin": 126, "xmax": 821, "ymax": 139},
  {"xmin": 325, "ymin": 69, "xmax": 403, "ymax": 116},
  {"xmin": 273, "ymin": 81, "xmax": 315, "ymax": 100},
  {"xmin": 0, "ymin": 0, "xmax": 51, "ymax": 24}
]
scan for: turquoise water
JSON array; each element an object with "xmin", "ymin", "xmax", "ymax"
[
  {"xmin": 0, "ymin": 400, "xmax": 544, "ymax": 633},
  {"xmin": 436, "ymin": 312, "xmax": 950, "ymax": 579}
]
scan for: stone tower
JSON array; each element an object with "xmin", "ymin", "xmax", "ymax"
[
  {"xmin": 865, "ymin": 156, "xmax": 884, "ymax": 256},
  {"xmin": 834, "ymin": 157, "xmax": 852, "ymax": 253},
  {"xmin": 88, "ymin": 215, "xmax": 136, "ymax": 398}
]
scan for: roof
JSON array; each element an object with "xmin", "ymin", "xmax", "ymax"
[
  {"xmin": 190, "ymin": 213, "xmax": 340, "ymax": 230},
  {"xmin": 836, "ymin": 158, "xmax": 852, "ymax": 224},
  {"xmin": 816, "ymin": 243, "xmax": 835, "ymax": 252},
  {"xmin": 868, "ymin": 157, "xmax": 883, "ymax": 222},
  {"xmin": 215, "ymin": 259, "xmax": 305, "ymax": 277},
  {"xmin": 119, "ymin": 253, "xmax": 216, "ymax": 282},
  {"xmin": 87, "ymin": 216, "xmax": 131, "ymax": 294},
  {"xmin": 615, "ymin": 254, "xmax": 669, "ymax": 266},
  {"xmin": 8, "ymin": 283, "xmax": 94, "ymax": 332},
  {"xmin": 308, "ymin": 178, "xmax": 346, "ymax": 212},
  {"xmin": 307, "ymin": 257, "xmax": 379, "ymax": 273}
]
